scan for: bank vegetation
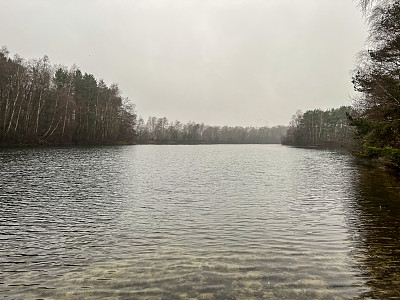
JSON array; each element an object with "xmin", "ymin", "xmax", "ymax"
[
  {"xmin": 0, "ymin": 48, "xmax": 136, "ymax": 147},
  {"xmin": 283, "ymin": 1, "xmax": 400, "ymax": 168}
]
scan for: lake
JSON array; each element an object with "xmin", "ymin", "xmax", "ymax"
[{"xmin": 1, "ymin": 145, "xmax": 399, "ymax": 299}]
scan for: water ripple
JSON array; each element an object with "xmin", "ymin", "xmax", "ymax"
[{"xmin": 1, "ymin": 145, "xmax": 399, "ymax": 299}]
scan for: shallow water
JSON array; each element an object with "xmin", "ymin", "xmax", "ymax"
[{"xmin": 0, "ymin": 145, "xmax": 399, "ymax": 299}]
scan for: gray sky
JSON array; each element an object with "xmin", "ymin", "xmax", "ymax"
[{"xmin": 0, "ymin": 0, "xmax": 368, "ymax": 126}]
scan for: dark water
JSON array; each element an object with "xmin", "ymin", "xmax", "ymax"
[{"xmin": 0, "ymin": 145, "xmax": 399, "ymax": 299}]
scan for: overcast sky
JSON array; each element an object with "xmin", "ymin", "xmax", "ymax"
[{"xmin": 0, "ymin": 0, "xmax": 368, "ymax": 126}]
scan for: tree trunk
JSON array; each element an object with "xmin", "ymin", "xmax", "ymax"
[
  {"xmin": 35, "ymin": 90, "xmax": 43, "ymax": 135},
  {"xmin": 6, "ymin": 71, "xmax": 21, "ymax": 134}
]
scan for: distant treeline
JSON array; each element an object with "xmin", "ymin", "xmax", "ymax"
[
  {"xmin": 282, "ymin": 106, "xmax": 354, "ymax": 148},
  {"xmin": 0, "ymin": 47, "xmax": 136, "ymax": 146},
  {"xmin": 136, "ymin": 116, "xmax": 288, "ymax": 144},
  {"xmin": 0, "ymin": 47, "xmax": 289, "ymax": 147}
]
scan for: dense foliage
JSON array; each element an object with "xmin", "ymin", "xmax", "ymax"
[
  {"xmin": 351, "ymin": 1, "xmax": 400, "ymax": 163},
  {"xmin": 0, "ymin": 47, "xmax": 136, "ymax": 146},
  {"xmin": 282, "ymin": 106, "xmax": 354, "ymax": 148},
  {"xmin": 137, "ymin": 116, "xmax": 287, "ymax": 144}
]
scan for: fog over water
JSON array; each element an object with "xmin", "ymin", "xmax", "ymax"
[{"xmin": 0, "ymin": 0, "xmax": 368, "ymax": 126}]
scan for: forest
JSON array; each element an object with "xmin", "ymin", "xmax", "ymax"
[
  {"xmin": 137, "ymin": 116, "xmax": 287, "ymax": 144},
  {"xmin": 1, "ymin": 0, "xmax": 398, "ymax": 154},
  {"xmin": 0, "ymin": 46, "xmax": 288, "ymax": 147},
  {"xmin": 282, "ymin": 106, "xmax": 355, "ymax": 148},
  {"xmin": 0, "ymin": 47, "xmax": 136, "ymax": 146},
  {"xmin": 351, "ymin": 0, "xmax": 400, "ymax": 163},
  {"xmin": 285, "ymin": 0, "xmax": 400, "ymax": 166}
]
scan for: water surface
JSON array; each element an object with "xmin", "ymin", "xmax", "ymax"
[{"xmin": 0, "ymin": 145, "xmax": 399, "ymax": 299}]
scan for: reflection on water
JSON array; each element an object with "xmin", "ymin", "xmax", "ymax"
[
  {"xmin": 0, "ymin": 145, "xmax": 399, "ymax": 299},
  {"xmin": 344, "ymin": 159, "xmax": 400, "ymax": 299}
]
